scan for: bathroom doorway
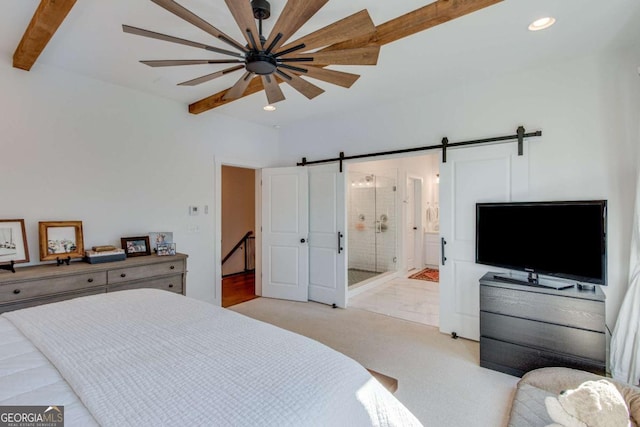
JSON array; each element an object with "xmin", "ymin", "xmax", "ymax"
[{"xmin": 346, "ymin": 154, "xmax": 441, "ymax": 327}]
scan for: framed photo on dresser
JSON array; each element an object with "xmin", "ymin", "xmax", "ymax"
[
  {"xmin": 157, "ymin": 242, "xmax": 176, "ymax": 256},
  {"xmin": 39, "ymin": 221, "xmax": 84, "ymax": 261},
  {"xmin": 121, "ymin": 236, "xmax": 151, "ymax": 257},
  {"xmin": 0, "ymin": 219, "xmax": 29, "ymax": 264}
]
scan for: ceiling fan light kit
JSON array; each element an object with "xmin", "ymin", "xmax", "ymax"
[{"xmin": 123, "ymin": 0, "xmax": 379, "ymax": 107}]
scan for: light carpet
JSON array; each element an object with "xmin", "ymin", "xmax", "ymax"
[{"xmin": 230, "ymin": 297, "xmax": 519, "ymax": 427}]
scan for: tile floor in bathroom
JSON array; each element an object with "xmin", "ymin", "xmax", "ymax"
[{"xmin": 348, "ymin": 275, "xmax": 439, "ymax": 327}]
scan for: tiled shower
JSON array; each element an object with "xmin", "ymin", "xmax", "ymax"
[{"xmin": 348, "ymin": 171, "xmax": 397, "ymax": 287}]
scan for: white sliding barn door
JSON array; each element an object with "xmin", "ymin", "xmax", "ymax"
[
  {"xmin": 439, "ymin": 143, "xmax": 528, "ymax": 340},
  {"xmin": 308, "ymin": 164, "xmax": 347, "ymax": 308},
  {"xmin": 261, "ymin": 167, "xmax": 309, "ymax": 302}
]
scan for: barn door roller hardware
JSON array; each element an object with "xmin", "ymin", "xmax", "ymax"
[{"xmin": 297, "ymin": 126, "xmax": 542, "ymax": 171}]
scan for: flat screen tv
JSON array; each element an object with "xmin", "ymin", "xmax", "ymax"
[{"xmin": 476, "ymin": 200, "xmax": 607, "ymax": 286}]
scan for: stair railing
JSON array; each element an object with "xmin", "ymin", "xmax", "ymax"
[{"xmin": 222, "ymin": 231, "xmax": 255, "ymax": 276}]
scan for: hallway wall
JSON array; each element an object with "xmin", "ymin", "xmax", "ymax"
[{"xmin": 221, "ymin": 166, "xmax": 255, "ymax": 276}]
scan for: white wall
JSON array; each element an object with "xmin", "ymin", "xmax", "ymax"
[
  {"xmin": 0, "ymin": 57, "xmax": 280, "ymax": 305},
  {"xmin": 278, "ymin": 47, "xmax": 640, "ymax": 328}
]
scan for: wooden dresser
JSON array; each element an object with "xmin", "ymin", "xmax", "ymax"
[
  {"xmin": 479, "ymin": 272, "xmax": 606, "ymax": 377},
  {"xmin": 0, "ymin": 254, "xmax": 187, "ymax": 313}
]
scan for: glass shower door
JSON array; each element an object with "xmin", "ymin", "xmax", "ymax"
[
  {"xmin": 347, "ymin": 171, "xmax": 397, "ymax": 287},
  {"xmin": 374, "ymin": 174, "xmax": 397, "ymax": 275}
]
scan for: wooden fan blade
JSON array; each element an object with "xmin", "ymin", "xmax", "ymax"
[
  {"xmin": 277, "ymin": 70, "xmax": 324, "ymax": 100},
  {"xmin": 278, "ymin": 10, "xmax": 375, "ymax": 54},
  {"xmin": 122, "ymin": 25, "xmax": 243, "ymax": 58},
  {"xmin": 151, "ymin": 0, "xmax": 246, "ymax": 52},
  {"xmin": 190, "ymin": 0, "xmax": 504, "ymax": 114},
  {"xmin": 141, "ymin": 59, "xmax": 244, "ymax": 67},
  {"xmin": 224, "ymin": 71, "xmax": 255, "ymax": 100},
  {"xmin": 263, "ymin": 0, "xmax": 329, "ymax": 52},
  {"xmin": 261, "ymin": 75, "xmax": 286, "ymax": 104},
  {"xmin": 289, "ymin": 66, "xmax": 360, "ymax": 89},
  {"xmin": 178, "ymin": 65, "xmax": 245, "ymax": 86},
  {"xmin": 224, "ymin": 0, "xmax": 261, "ymax": 49},
  {"xmin": 283, "ymin": 46, "xmax": 380, "ymax": 66}
]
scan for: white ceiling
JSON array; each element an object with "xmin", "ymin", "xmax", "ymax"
[{"xmin": 2, "ymin": 0, "xmax": 639, "ymax": 128}]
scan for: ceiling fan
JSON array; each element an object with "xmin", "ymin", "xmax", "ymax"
[{"xmin": 123, "ymin": 0, "xmax": 380, "ymax": 106}]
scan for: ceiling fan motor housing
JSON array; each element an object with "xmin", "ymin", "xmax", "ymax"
[
  {"xmin": 251, "ymin": 0, "xmax": 271, "ymax": 20},
  {"xmin": 246, "ymin": 52, "xmax": 277, "ymax": 75},
  {"xmin": 124, "ymin": 0, "xmax": 382, "ymax": 105}
]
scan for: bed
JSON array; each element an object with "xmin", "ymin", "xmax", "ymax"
[{"xmin": 0, "ymin": 289, "xmax": 421, "ymax": 426}]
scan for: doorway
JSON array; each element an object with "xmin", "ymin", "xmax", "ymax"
[
  {"xmin": 346, "ymin": 154, "xmax": 441, "ymax": 327},
  {"xmin": 221, "ymin": 165, "xmax": 258, "ymax": 308}
]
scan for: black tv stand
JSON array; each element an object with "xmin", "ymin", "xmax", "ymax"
[
  {"xmin": 491, "ymin": 272, "xmax": 575, "ymax": 290},
  {"xmin": 480, "ymin": 272, "xmax": 606, "ymax": 377}
]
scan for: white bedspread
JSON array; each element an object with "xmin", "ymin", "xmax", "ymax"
[
  {"xmin": 3, "ymin": 289, "xmax": 421, "ymax": 426},
  {"xmin": 0, "ymin": 317, "xmax": 97, "ymax": 426}
]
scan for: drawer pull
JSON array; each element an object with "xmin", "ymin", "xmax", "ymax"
[
  {"xmin": 88, "ymin": 278, "xmax": 94, "ymax": 283},
  {"xmin": 13, "ymin": 289, "xmax": 21, "ymax": 294},
  {"xmin": 120, "ymin": 273, "xmax": 127, "ymax": 278},
  {"xmin": 168, "ymin": 284, "xmax": 174, "ymax": 288},
  {"xmin": 170, "ymin": 265, "xmax": 175, "ymax": 270}
]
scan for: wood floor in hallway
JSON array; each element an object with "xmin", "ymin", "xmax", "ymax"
[{"xmin": 222, "ymin": 271, "xmax": 258, "ymax": 308}]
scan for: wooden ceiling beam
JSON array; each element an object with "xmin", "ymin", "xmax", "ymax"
[
  {"xmin": 189, "ymin": 0, "xmax": 503, "ymax": 115},
  {"xmin": 189, "ymin": 77, "xmax": 265, "ymax": 114},
  {"xmin": 13, "ymin": 0, "xmax": 77, "ymax": 71},
  {"xmin": 377, "ymin": 0, "xmax": 502, "ymax": 46}
]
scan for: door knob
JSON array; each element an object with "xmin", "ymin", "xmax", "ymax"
[{"xmin": 300, "ymin": 238, "xmax": 306, "ymax": 243}]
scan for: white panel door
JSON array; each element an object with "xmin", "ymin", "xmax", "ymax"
[
  {"xmin": 439, "ymin": 143, "xmax": 528, "ymax": 340},
  {"xmin": 262, "ymin": 167, "xmax": 309, "ymax": 302},
  {"xmin": 308, "ymin": 164, "xmax": 347, "ymax": 308}
]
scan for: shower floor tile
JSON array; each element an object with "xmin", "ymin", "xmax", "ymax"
[{"xmin": 348, "ymin": 269, "xmax": 382, "ymax": 287}]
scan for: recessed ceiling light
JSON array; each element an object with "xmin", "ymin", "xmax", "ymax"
[
  {"xmin": 528, "ymin": 17, "xmax": 556, "ymax": 31},
  {"xmin": 263, "ymin": 105, "xmax": 276, "ymax": 112}
]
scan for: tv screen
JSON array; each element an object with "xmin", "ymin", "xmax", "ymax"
[{"xmin": 476, "ymin": 200, "xmax": 607, "ymax": 285}]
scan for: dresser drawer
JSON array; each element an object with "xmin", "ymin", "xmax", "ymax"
[
  {"xmin": 480, "ymin": 337, "xmax": 606, "ymax": 377},
  {"xmin": 480, "ymin": 285, "xmax": 605, "ymax": 332},
  {"xmin": 108, "ymin": 274, "xmax": 184, "ymax": 294},
  {"xmin": 107, "ymin": 260, "xmax": 185, "ymax": 284},
  {"xmin": 0, "ymin": 272, "xmax": 107, "ymax": 303},
  {"xmin": 480, "ymin": 311, "xmax": 605, "ymax": 361},
  {"xmin": 0, "ymin": 288, "xmax": 106, "ymax": 314}
]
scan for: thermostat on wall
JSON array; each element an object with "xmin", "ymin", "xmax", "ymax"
[{"xmin": 189, "ymin": 206, "xmax": 199, "ymax": 216}]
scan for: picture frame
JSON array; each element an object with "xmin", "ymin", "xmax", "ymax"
[
  {"xmin": 157, "ymin": 242, "xmax": 176, "ymax": 256},
  {"xmin": 39, "ymin": 221, "xmax": 84, "ymax": 261},
  {"xmin": 121, "ymin": 236, "xmax": 151, "ymax": 257},
  {"xmin": 0, "ymin": 219, "xmax": 30, "ymax": 264},
  {"xmin": 148, "ymin": 232, "xmax": 173, "ymax": 252}
]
